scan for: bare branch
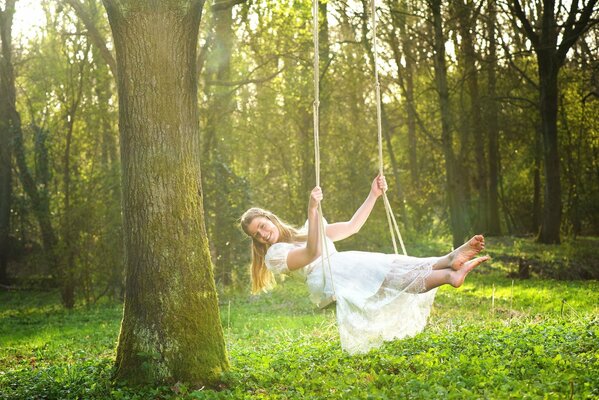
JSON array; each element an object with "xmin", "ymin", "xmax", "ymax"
[
  {"xmin": 206, "ymin": 67, "xmax": 285, "ymax": 89},
  {"xmin": 508, "ymin": 0, "xmax": 540, "ymax": 49},
  {"xmin": 557, "ymin": 0, "xmax": 599, "ymax": 63},
  {"xmin": 211, "ymin": 0, "xmax": 246, "ymax": 11},
  {"xmin": 63, "ymin": 0, "xmax": 116, "ymax": 78},
  {"xmin": 495, "ymin": 95, "xmax": 538, "ymax": 107},
  {"xmin": 497, "ymin": 27, "xmax": 539, "ymax": 89}
]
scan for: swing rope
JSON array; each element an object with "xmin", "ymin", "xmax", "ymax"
[
  {"xmin": 313, "ymin": 0, "xmax": 336, "ymax": 306},
  {"xmin": 371, "ymin": 0, "xmax": 407, "ymax": 256},
  {"xmin": 311, "ymin": 0, "xmax": 408, "ymax": 308}
]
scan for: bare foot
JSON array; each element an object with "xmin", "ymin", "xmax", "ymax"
[
  {"xmin": 449, "ymin": 235, "xmax": 486, "ymax": 271},
  {"xmin": 450, "ymin": 255, "xmax": 490, "ymax": 288}
]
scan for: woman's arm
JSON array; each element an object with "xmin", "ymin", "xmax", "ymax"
[
  {"xmin": 286, "ymin": 186, "xmax": 323, "ymax": 271},
  {"xmin": 326, "ymin": 175, "xmax": 387, "ymax": 242}
]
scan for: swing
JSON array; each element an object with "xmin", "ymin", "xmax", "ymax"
[{"xmin": 312, "ymin": 0, "xmax": 407, "ymax": 309}]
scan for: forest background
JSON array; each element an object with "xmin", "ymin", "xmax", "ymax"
[{"xmin": 1, "ymin": 0, "xmax": 597, "ymax": 299}]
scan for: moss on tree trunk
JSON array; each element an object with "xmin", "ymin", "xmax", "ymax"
[{"xmin": 104, "ymin": 0, "xmax": 229, "ymax": 386}]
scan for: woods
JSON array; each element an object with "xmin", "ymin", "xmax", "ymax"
[{"xmin": 1, "ymin": 0, "xmax": 598, "ymax": 394}]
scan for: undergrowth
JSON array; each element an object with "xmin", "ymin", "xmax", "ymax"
[{"xmin": 1, "ymin": 241, "xmax": 598, "ymax": 399}]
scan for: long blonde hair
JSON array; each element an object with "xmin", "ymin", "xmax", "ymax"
[{"xmin": 240, "ymin": 208, "xmax": 306, "ymax": 294}]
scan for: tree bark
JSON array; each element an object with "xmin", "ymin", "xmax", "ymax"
[
  {"xmin": 430, "ymin": 0, "xmax": 469, "ymax": 248},
  {"xmin": 103, "ymin": 0, "xmax": 229, "ymax": 385}
]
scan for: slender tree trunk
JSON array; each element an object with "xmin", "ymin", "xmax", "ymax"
[
  {"xmin": 205, "ymin": 0, "xmax": 236, "ymax": 286},
  {"xmin": 486, "ymin": 0, "xmax": 501, "ymax": 235},
  {"xmin": 62, "ymin": 111, "xmax": 76, "ymax": 308},
  {"xmin": 401, "ymin": 29, "xmax": 418, "ymax": 186},
  {"xmin": 0, "ymin": 1, "xmax": 15, "ymax": 286},
  {"xmin": 381, "ymin": 105, "xmax": 408, "ymax": 226},
  {"xmin": 430, "ymin": 0, "xmax": 469, "ymax": 248},
  {"xmin": 103, "ymin": 0, "xmax": 229, "ymax": 385},
  {"xmin": 561, "ymin": 95, "xmax": 580, "ymax": 237},
  {"xmin": 94, "ymin": 49, "xmax": 123, "ymax": 300},
  {"xmin": 390, "ymin": 0, "xmax": 418, "ymax": 186},
  {"xmin": 60, "ymin": 41, "xmax": 88, "ymax": 308},
  {"xmin": 456, "ymin": 0, "xmax": 487, "ymax": 233}
]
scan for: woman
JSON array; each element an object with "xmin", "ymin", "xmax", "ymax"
[{"xmin": 240, "ymin": 175, "xmax": 489, "ymax": 354}]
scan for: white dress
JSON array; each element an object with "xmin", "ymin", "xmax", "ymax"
[{"xmin": 264, "ymin": 226, "xmax": 439, "ymax": 354}]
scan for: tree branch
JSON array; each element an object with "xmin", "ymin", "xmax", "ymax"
[
  {"xmin": 509, "ymin": 0, "xmax": 540, "ymax": 49},
  {"xmin": 211, "ymin": 0, "xmax": 246, "ymax": 11},
  {"xmin": 557, "ymin": 0, "xmax": 599, "ymax": 63},
  {"xmin": 498, "ymin": 32, "xmax": 539, "ymax": 89},
  {"xmin": 63, "ymin": 0, "xmax": 116, "ymax": 78},
  {"xmin": 206, "ymin": 66, "xmax": 285, "ymax": 89}
]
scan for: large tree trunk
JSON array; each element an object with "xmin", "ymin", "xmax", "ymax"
[
  {"xmin": 430, "ymin": 0, "xmax": 469, "ymax": 248},
  {"xmin": 486, "ymin": 0, "xmax": 501, "ymax": 235},
  {"xmin": 0, "ymin": 1, "xmax": 15, "ymax": 286},
  {"xmin": 103, "ymin": 0, "xmax": 229, "ymax": 385}
]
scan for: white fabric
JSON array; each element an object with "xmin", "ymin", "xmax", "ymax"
[{"xmin": 264, "ymin": 227, "xmax": 438, "ymax": 354}]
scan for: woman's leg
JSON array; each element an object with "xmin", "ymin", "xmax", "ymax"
[
  {"xmin": 431, "ymin": 235, "xmax": 486, "ymax": 270},
  {"xmin": 423, "ymin": 255, "xmax": 490, "ymax": 292}
]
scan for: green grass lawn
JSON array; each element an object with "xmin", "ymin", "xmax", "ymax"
[{"xmin": 1, "ymin": 239, "xmax": 598, "ymax": 399}]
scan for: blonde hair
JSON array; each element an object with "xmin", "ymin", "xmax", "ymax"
[{"xmin": 240, "ymin": 207, "xmax": 306, "ymax": 294}]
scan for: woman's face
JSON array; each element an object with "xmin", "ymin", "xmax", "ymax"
[{"xmin": 246, "ymin": 216, "xmax": 280, "ymax": 245}]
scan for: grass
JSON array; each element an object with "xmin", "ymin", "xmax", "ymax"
[{"xmin": 1, "ymin": 237, "xmax": 598, "ymax": 399}]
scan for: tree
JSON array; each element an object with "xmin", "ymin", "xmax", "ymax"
[
  {"xmin": 509, "ymin": 0, "xmax": 598, "ymax": 243},
  {"xmin": 453, "ymin": 0, "xmax": 488, "ymax": 233},
  {"xmin": 1, "ymin": 0, "xmax": 63, "ymax": 292},
  {"xmin": 0, "ymin": 0, "xmax": 15, "ymax": 286},
  {"xmin": 102, "ymin": 0, "xmax": 229, "ymax": 385},
  {"xmin": 202, "ymin": 0, "xmax": 248, "ymax": 286},
  {"xmin": 429, "ymin": 0, "xmax": 470, "ymax": 248},
  {"xmin": 486, "ymin": 0, "xmax": 501, "ymax": 235}
]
